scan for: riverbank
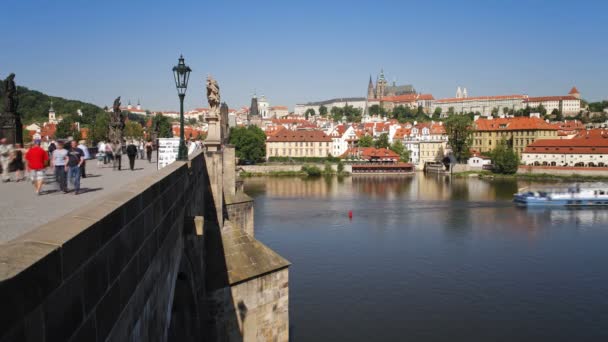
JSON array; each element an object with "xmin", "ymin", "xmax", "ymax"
[{"xmin": 453, "ymin": 170, "xmax": 608, "ymax": 182}]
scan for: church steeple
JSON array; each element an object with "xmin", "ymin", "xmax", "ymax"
[
  {"xmin": 367, "ymin": 75, "xmax": 375, "ymax": 99},
  {"xmin": 48, "ymin": 100, "xmax": 57, "ymax": 124}
]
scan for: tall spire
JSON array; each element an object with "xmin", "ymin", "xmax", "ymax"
[{"xmin": 367, "ymin": 75, "xmax": 375, "ymax": 99}]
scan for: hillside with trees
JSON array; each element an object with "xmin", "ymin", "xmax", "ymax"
[{"xmin": 0, "ymin": 85, "xmax": 106, "ymax": 125}]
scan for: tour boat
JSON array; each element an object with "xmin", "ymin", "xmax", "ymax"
[{"xmin": 513, "ymin": 186, "xmax": 608, "ymax": 207}]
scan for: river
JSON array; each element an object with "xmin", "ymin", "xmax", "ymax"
[{"xmin": 244, "ymin": 174, "xmax": 608, "ymax": 341}]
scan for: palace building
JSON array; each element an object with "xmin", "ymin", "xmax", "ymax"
[
  {"xmin": 266, "ymin": 130, "xmax": 333, "ymax": 160},
  {"xmin": 471, "ymin": 117, "xmax": 558, "ymax": 155}
]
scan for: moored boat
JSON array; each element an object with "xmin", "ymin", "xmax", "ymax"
[{"xmin": 514, "ymin": 186, "xmax": 608, "ymax": 207}]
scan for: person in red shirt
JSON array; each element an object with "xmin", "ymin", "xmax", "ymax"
[{"xmin": 25, "ymin": 141, "xmax": 49, "ymax": 195}]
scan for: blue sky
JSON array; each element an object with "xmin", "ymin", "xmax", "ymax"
[{"xmin": 1, "ymin": 0, "xmax": 606, "ymax": 112}]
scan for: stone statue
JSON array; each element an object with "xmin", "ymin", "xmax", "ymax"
[
  {"xmin": 108, "ymin": 96, "xmax": 125, "ymax": 167},
  {"xmin": 2, "ymin": 73, "xmax": 18, "ymax": 115},
  {"xmin": 220, "ymin": 102, "xmax": 229, "ymax": 143},
  {"xmin": 0, "ymin": 73, "xmax": 22, "ymax": 145},
  {"xmin": 205, "ymin": 76, "xmax": 222, "ymax": 150},
  {"xmin": 206, "ymin": 76, "xmax": 220, "ymax": 116}
]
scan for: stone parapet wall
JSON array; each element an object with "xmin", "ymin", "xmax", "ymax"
[{"xmin": 0, "ymin": 152, "xmax": 206, "ymax": 342}]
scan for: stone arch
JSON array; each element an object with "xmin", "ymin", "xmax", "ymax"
[{"xmin": 168, "ymin": 253, "xmax": 202, "ymax": 342}]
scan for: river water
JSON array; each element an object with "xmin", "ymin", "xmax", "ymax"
[{"xmin": 244, "ymin": 175, "xmax": 608, "ymax": 341}]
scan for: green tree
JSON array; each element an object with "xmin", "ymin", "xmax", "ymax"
[
  {"xmin": 503, "ymin": 107, "xmax": 509, "ymax": 115},
  {"xmin": 447, "ymin": 107, "xmax": 455, "ymax": 115},
  {"xmin": 491, "ymin": 140, "xmax": 519, "ymax": 174},
  {"xmin": 124, "ymin": 121, "xmax": 144, "ymax": 139},
  {"xmin": 229, "ymin": 125, "xmax": 266, "ymax": 162},
  {"xmin": 552, "ymin": 108, "xmax": 564, "ymax": 121},
  {"xmin": 390, "ymin": 139, "xmax": 410, "ymax": 162},
  {"xmin": 152, "ymin": 114, "xmax": 173, "ymax": 138},
  {"xmin": 375, "ymin": 133, "xmax": 390, "ymax": 149},
  {"xmin": 323, "ymin": 161, "xmax": 333, "ymax": 174},
  {"xmin": 55, "ymin": 116, "xmax": 77, "ymax": 139},
  {"xmin": 319, "ymin": 105, "xmax": 328, "ymax": 117},
  {"xmin": 491, "ymin": 107, "xmax": 499, "ymax": 117},
  {"xmin": 369, "ymin": 104, "xmax": 386, "ymax": 117},
  {"xmin": 337, "ymin": 160, "xmax": 345, "ymax": 173},
  {"xmin": 445, "ymin": 114, "xmax": 473, "ymax": 162},
  {"xmin": 330, "ymin": 106, "xmax": 343, "ymax": 122},
  {"xmin": 342, "ymin": 105, "xmax": 362, "ymax": 122},
  {"xmin": 432, "ymin": 107, "xmax": 442, "ymax": 120},
  {"xmin": 304, "ymin": 108, "xmax": 315, "ymax": 120},
  {"xmin": 358, "ymin": 135, "xmax": 374, "ymax": 147},
  {"xmin": 90, "ymin": 112, "xmax": 110, "ymax": 143}
]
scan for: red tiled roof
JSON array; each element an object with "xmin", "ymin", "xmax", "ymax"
[
  {"xmin": 474, "ymin": 117, "xmax": 557, "ymax": 131},
  {"xmin": 569, "ymin": 86, "xmax": 579, "ymax": 95},
  {"xmin": 267, "ymin": 130, "xmax": 332, "ymax": 142},
  {"xmin": 436, "ymin": 95, "xmax": 525, "ymax": 103},
  {"xmin": 524, "ymin": 135, "xmax": 608, "ymax": 154},
  {"xmin": 525, "ymin": 96, "xmax": 578, "ymax": 102},
  {"xmin": 270, "ymin": 106, "xmax": 288, "ymax": 110}
]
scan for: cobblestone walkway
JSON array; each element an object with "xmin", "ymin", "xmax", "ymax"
[{"xmin": 0, "ymin": 156, "xmax": 159, "ymax": 243}]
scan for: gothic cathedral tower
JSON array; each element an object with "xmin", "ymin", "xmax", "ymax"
[
  {"xmin": 367, "ymin": 75, "xmax": 375, "ymax": 99},
  {"xmin": 375, "ymin": 69, "xmax": 387, "ymax": 99}
]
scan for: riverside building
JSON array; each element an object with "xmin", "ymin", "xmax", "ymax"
[
  {"xmin": 471, "ymin": 117, "xmax": 558, "ymax": 155},
  {"xmin": 266, "ymin": 130, "xmax": 333, "ymax": 160}
]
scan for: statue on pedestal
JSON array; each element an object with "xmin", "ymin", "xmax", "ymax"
[
  {"xmin": 108, "ymin": 96, "xmax": 125, "ymax": 163},
  {"xmin": 0, "ymin": 73, "xmax": 23, "ymax": 145},
  {"xmin": 205, "ymin": 76, "xmax": 222, "ymax": 150}
]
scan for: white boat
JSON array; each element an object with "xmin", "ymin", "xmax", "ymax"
[{"xmin": 514, "ymin": 186, "xmax": 608, "ymax": 207}]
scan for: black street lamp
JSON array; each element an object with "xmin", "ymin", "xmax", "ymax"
[{"xmin": 172, "ymin": 55, "xmax": 192, "ymax": 161}]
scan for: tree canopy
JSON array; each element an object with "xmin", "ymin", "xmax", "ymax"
[
  {"xmin": 358, "ymin": 135, "xmax": 373, "ymax": 147},
  {"xmin": 318, "ymin": 105, "xmax": 328, "ymax": 117},
  {"xmin": 374, "ymin": 133, "xmax": 390, "ymax": 149},
  {"xmin": 491, "ymin": 140, "xmax": 519, "ymax": 174},
  {"xmin": 152, "ymin": 114, "xmax": 173, "ymax": 138},
  {"xmin": 444, "ymin": 115, "xmax": 473, "ymax": 162},
  {"xmin": 390, "ymin": 140, "xmax": 410, "ymax": 162},
  {"xmin": 124, "ymin": 121, "xmax": 144, "ymax": 139},
  {"xmin": 229, "ymin": 126, "xmax": 266, "ymax": 163},
  {"xmin": 0, "ymin": 85, "xmax": 106, "ymax": 125}
]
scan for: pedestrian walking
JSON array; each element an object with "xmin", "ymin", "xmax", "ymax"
[
  {"xmin": 126, "ymin": 140, "xmax": 138, "ymax": 171},
  {"xmin": 113, "ymin": 142, "xmax": 123, "ymax": 170},
  {"xmin": 66, "ymin": 140, "xmax": 85, "ymax": 195},
  {"xmin": 51, "ymin": 141, "xmax": 68, "ymax": 192},
  {"xmin": 145, "ymin": 140, "xmax": 153, "ymax": 163},
  {"xmin": 77, "ymin": 140, "xmax": 91, "ymax": 178},
  {"xmin": 136, "ymin": 140, "xmax": 143, "ymax": 159},
  {"xmin": 24, "ymin": 141, "xmax": 48, "ymax": 195},
  {"xmin": 0, "ymin": 138, "xmax": 13, "ymax": 183},
  {"xmin": 9, "ymin": 144, "xmax": 26, "ymax": 182},
  {"xmin": 105, "ymin": 142, "xmax": 114, "ymax": 165}
]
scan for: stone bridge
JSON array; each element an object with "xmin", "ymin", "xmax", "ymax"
[{"xmin": 0, "ymin": 146, "xmax": 290, "ymax": 341}]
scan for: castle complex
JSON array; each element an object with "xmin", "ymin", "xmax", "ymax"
[{"xmin": 367, "ymin": 69, "xmax": 416, "ymax": 100}]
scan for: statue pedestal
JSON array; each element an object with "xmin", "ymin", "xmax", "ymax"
[
  {"xmin": 206, "ymin": 113, "xmax": 222, "ymax": 152},
  {"xmin": 0, "ymin": 114, "xmax": 23, "ymax": 145}
]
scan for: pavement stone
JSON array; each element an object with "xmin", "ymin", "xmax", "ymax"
[{"xmin": 0, "ymin": 156, "xmax": 160, "ymax": 243}]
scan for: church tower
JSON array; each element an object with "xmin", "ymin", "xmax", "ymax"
[
  {"xmin": 456, "ymin": 87, "xmax": 462, "ymax": 98},
  {"xmin": 48, "ymin": 101, "xmax": 57, "ymax": 124},
  {"xmin": 376, "ymin": 69, "xmax": 387, "ymax": 99},
  {"xmin": 367, "ymin": 75, "xmax": 375, "ymax": 99}
]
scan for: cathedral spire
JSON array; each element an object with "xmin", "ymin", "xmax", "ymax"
[{"xmin": 367, "ymin": 75, "xmax": 375, "ymax": 99}]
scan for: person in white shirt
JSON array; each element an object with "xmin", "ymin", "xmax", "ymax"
[{"xmin": 77, "ymin": 140, "xmax": 91, "ymax": 178}]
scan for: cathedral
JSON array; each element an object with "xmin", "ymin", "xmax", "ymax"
[{"xmin": 367, "ymin": 69, "xmax": 416, "ymax": 100}]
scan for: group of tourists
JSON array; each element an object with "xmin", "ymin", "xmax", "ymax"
[
  {"xmin": 0, "ymin": 138, "xmax": 88, "ymax": 195},
  {"xmin": 96, "ymin": 139, "xmax": 154, "ymax": 171}
]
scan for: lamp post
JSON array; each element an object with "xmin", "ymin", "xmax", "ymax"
[{"xmin": 172, "ymin": 55, "xmax": 192, "ymax": 161}]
